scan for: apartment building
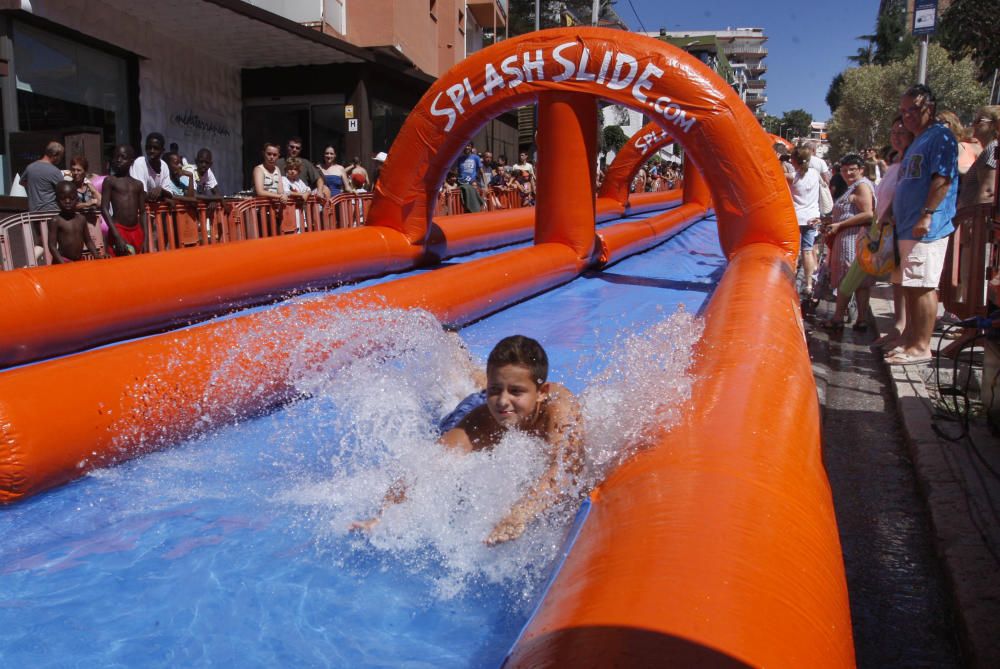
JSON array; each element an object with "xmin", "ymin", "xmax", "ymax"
[{"xmin": 650, "ymin": 27, "xmax": 769, "ymax": 117}]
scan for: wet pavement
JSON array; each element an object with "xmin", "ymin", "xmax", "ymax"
[{"xmin": 807, "ymin": 294, "xmax": 969, "ymax": 667}]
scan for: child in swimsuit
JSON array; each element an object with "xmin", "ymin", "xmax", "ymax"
[
  {"xmin": 101, "ymin": 145, "xmax": 147, "ymax": 255},
  {"xmin": 354, "ymin": 335, "xmax": 583, "ymax": 545}
]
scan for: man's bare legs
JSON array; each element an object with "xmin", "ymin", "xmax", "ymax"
[
  {"xmin": 896, "ymin": 286, "xmax": 936, "ymax": 358},
  {"xmin": 872, "ymin": 284, "xmax": 906, "ymax": 349}
]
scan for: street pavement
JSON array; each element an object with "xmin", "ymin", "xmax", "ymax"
[{"xmin": 808, "ymin": 283, "xmax": 1000, "ymax": 668}]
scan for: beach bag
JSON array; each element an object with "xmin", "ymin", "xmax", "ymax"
[
  {"xmin": 855, "ymin": 218, "xmax": 895, "ymax": 278},
  {"xmin": 818, "ymin": 180, "xmax": 833, "ymax": 216}
]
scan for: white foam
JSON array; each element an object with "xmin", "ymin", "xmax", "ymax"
[{"xmin": 276, "ymin": 306, "xmax": 701, "ymax": 602}]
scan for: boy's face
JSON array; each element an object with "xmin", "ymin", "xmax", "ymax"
[
  {"xmin": 286, "ymin": 167, "xmax": 300, "ymax": 182},
  {"xmin": 167, "ymin": 154, "xmax": 183, "ymax": 175},
  {"xmin": 56, "ymin": 186, "xmax": 77, "ymax": 213},
  {"xmin": 112, "ymin": 148, "xmax": 132, "ymax": 174},
  {"xmin": 196, "ymin": 152, "xmax": 212, "ymax": 174},
  {"xmin": 485, "ymin": 364, "xmax": 546, "ymax": 431},
  {"xmin": 146, "ymin": 138, "xmax": 163, "ymax": 162}
]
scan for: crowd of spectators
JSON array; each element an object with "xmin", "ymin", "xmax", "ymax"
[
  {"xmin": 18, "ymin": 133, "xmax": 387, "ymax": 263},
  {"xmin": 785, "ymin": 83, "xmax": 999, "ymax": 366}
]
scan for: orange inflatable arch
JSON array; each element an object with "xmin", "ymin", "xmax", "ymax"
[{"xmin": 599, "ymin": 121, "xmax": 671, "ymax": 204}]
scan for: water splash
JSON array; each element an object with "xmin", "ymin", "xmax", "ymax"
[{"xmin": 276, "ymin": 306, "xmax": 701, "ymax": 601}]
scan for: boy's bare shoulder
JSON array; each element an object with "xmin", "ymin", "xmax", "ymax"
[{"xmin": 441, "ymin": 405, "xmax": 497, "ymax": 453}]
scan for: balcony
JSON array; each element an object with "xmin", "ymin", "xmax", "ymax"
[
  {"xmin": 723, "ymin": 44, "xmax": 768, "ymax": 56},
  {"xmin": 746, "ymin": 78, "xmax": 766, "ymax": 89},
  {"xmin": 244, "ymin": 0, "xmax": 346, "ymax": 34},
  {"xmin": 468, "ymin": 0, "xmax": 507, "ymax": 30}
]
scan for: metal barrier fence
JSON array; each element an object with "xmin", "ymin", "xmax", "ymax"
[
  {"xmin": 0, "ymin": 209, "xmax": 105, "ymax": 270},
  {"xmin": 942, "ymin": 203, "xmax": 1000, "ymax": 318}
]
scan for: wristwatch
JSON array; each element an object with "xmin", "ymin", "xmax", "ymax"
[{"xmin": 922, "ymin": 208, "xmax": 937, "ymax": 215}]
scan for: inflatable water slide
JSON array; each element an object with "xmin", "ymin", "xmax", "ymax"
[{"xmin": 0, "ymin": 28, "xmax": 853, "ymax": 667}]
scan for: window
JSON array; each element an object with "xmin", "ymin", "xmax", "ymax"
[{"xmin": 12, "ymin": 20, "xmax": 131, "ymax": 166}]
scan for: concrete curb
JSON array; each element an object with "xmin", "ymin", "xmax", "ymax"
[{"xmin": 864, "ymin": 287, "xmax": 1000, "ymax": 667}]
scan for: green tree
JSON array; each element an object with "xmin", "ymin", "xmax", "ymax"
[
  {"xmin": 872, "ymin": 1, "xmax": 914, "ymax": 65},
  {"xmin": 601, "ymin": 125, "xmax": 628, "ymax": 155},
  {"xmin": 826, "ymin": 43, "xmax": 987, "ymax": 159},
  {"xmin": 826, "ymin": 72, "xmax": 845, "ymax": 113},
  {"xmin": 780, "ymin": 109, "xmax": 813, "ymax": 140},
  {"xmin": 848, "ymin": 35, "xmax": 876, "ymax": 66},
  {"xmin": 938, "ymin": 0, "xmax": 1000, "ymax": 82},
  {"xmin": 759, "ymin": 114, "xmax": 781, "ymax": 135}
]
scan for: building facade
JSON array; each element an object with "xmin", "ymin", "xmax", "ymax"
[
  {"xmin": 649, "ymin": 28, "xmax": 768, "ymax": 118},
  {"xmin": 0, "ymin": 0, "xmax": 514, "ymax": 199}
]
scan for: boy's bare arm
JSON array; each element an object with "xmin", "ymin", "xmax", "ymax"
[
  {"xmin": 139, "ymin": 186, "xmax": 149, "ymax": 252},
  {"xmin": 82, "ymin": 216, "xmax": 101, "ymax": 258},
  {"xmin": 100, "ymin": 178, "xmax": 126, "ymax": 254},
  {"xmin": 47, "ymin": 216, "xmax": 67, "ymax": 264},
  {"xmin": 486, "ymin": 386, "xmax": 583, "ymax": 546}
]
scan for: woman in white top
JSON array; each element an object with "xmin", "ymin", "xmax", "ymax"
[
  {"xmin": 787, "ymin": 144, "xmax": 821, "ymax": 297},
  {"xmin": 252, "ymin": 142, "xmax": 287, "ymax": 204}
]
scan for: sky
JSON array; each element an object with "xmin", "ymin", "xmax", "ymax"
[{"xmin": 617, "ymin": 0, "xmax": 881, "ymax": 121}]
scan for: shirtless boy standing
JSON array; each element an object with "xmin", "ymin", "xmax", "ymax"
[
  {"xmin": 355, "ymin": 335, "xmax": 583, "ymax": 545},
  {"xmin": 101, "ymin": 145, "xmax": 148, "ymax": 255},
  {"xmin": 47, "ymin": 181, "xmax": 102, "ymax": 263}
]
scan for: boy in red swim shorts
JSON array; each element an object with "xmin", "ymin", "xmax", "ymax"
[{"xmin": 101, "ymin": 145, "xmax": 148, "ymax": 255}]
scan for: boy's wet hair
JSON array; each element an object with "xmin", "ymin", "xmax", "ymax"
[
  {"xmin": 54, "ymin": 180, "xmax": 76, "ymax": 198},
  {"xmin": 285, "ymin": 156, "xmax": 302, "ymax": 171},
  {"xmin": 487, "ymin": 335, "xmax": 548, "ymax": 385}
]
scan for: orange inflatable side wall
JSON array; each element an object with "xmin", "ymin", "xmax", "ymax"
[
  {"xmin": 596, "ymin": 202, "xmax": 706, "ymax": 266},
  {"xmin": 597, "ymin": 121, "xmax": 672, "ymax": 205},
  {"xmin": 507, "ymin": 243, "xmax": 854, "ymax": 668},
  {"xmin": 0, "ymin": 243, "xmax": 587, "ymax": 503},
  {"xmin": 0, "ymin": 190, "xmax": 678, "ymax": 369}
]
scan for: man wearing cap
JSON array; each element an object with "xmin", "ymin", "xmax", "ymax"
[{"xmin": 372, "ymin": 151, "xmax": 387, "ymax": 187}]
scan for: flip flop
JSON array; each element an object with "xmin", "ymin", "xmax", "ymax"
[
  {"xmin": 819, "ymin": 319, "xmax": 844, "ymax": 333},
  {"xmin": 884, "ymin": 351, "xmax": 932, "ymax": 366}
]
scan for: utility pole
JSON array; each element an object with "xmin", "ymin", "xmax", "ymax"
[
  {"xmin": 592, "ymin": 0, "xmax": 600, "ymax": 26},
  {"xmin": 535, "ymin": 0, "xmax": 540, "ymax": 31}
]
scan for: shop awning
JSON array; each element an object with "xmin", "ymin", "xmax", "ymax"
[{"xmin": 94, "ymin": 0, "xmax": 372, "ymax": 68}]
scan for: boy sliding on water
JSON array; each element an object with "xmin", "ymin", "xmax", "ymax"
[
  {"xmin": 101, "ymin": 145, "xmax": 148, "ymax": 255},
  {"xmin": 47, "ymin": 181, "xmax": 103, "ymax": 263},
  {"xmin": 354, "ymin": 335, "xmax": 583, "ymax": 545}
]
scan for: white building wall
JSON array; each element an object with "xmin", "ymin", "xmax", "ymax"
[{"xmin": 17, "ymin": 0, "xmax": 244, "ymax": 191}]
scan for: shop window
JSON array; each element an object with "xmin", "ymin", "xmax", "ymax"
[{"xmin": 12, "ymin": 20, "xmax": 131, "ymax": 173}]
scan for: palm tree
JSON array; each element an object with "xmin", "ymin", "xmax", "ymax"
[{"xmin": 848, "ymin": 34, "xmax": 876, "ymax": 66}]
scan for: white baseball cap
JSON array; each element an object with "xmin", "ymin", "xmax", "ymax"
[{"xmin": 374, "ymin": 152, "xmax": 387, "ymax": 162}]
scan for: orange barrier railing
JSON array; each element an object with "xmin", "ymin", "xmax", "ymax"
[
  {"xmin": 438, "ymin": 189, "xmax": 464, "ymax": 216},
  {"xmin": 941, "ymin": 203, "xmax": 999, "ymax": 318},
  {"xmin": 146, "ymin": 201, "xmax": 228, "ymax": 250}
]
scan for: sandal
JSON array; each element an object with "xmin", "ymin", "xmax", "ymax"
[
  {"xmin": 819, "ymin": 319, "xmax": 844, "ymax": 333},
  {"xmin": 851, "ymin": 322, "xmax": 868, "ymax": 332}
]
